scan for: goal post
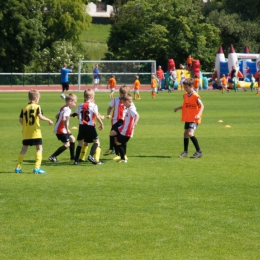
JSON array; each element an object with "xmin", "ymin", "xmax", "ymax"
[{"xmin": 77, "ymin": 60, "xmax": 156, "ymax": 91}]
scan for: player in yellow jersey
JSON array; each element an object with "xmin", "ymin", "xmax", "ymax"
[{"xmin": 15, "ymin": 90, "xmax": 53, "ymax": 174}]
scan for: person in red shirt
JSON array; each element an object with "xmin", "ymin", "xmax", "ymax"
[
  {"xmin": 156, "ymin": 65, "xmax": 164, "ymax": 91},
  {"xmin": 174, "ymin": 78, "xmax": 204, "ymax": 158}
]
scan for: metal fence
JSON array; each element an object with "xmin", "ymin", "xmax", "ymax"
[{"xmin": 0, "ymin": 72, "xmax": 213, "ymax": 86}]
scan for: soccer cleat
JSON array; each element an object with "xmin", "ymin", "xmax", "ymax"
[
  {"xmin": 96, "ymin": 161, "xmax": 105, "ymax": 165},
  {"xmin": 113, "ymin": 155, "xmax": 121, "ymax": 160},
  {"xmin": 49, "ymin": 156, "xmax": 58, "ymax": 163},
  {"xmin": 190, "ymin": 151, "xmax": 203, "ymax": 158},
  {"xmin": 60, "ymin": 93, "xmax": 65, "ymax": 99},
  {"xmin": 103, "ymin": 149, "xmax": 113, "ymax": 156},
  {"xmin": 33, "ymin": 168, "xmax": 46, "ymax": 174},
  {"xmin": 179, "ymin": 151, "xmax": 188, "ymax": 158},
  {"xmin": 118, "ymin": 159, "xmax": 127, "ymax": 163},
  {"xmin": 74, "ymin": 161, "xmax": 78, "ymax": 165},
  {"xmin": 125, "ymin": 155, "xmax": 128, "ymax": 160},
  {"xmin": 14, "ymin": 167, "xmax": 22, "ymax": 173},
  {"xmin": 88, "ymin": 155, "xmax": 97, "ymax": 164}
]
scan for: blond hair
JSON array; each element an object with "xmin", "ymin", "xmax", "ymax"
[
  {"xmin": 28, "ymin": 89, "xmax": 40, "ymax": 101},
  {"xmin": 65, "ymin": 93, "xmax": 77, "ymax": 102},
  {"xmin": 84, "ymin": 89, "xmax": 94, "ymax": 101},
  {"xmin": 121, "ymin": 93, "xmax": 132, "ymax": 102},
  {"xmin": 119, "ymin": 85, "xmax": 130, "ymax": 95}
]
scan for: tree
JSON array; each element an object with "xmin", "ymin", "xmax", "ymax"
[
  {"xmin": 42, "ymin": 0, "xmax": 92, "ymax": 48},
  {"xmin": 106, "ymin": 0, "xmax": 220, "ymax": 71},
  {"xmin": 0, "ymin": 0, "xmax": 45, "ymax": 72}
]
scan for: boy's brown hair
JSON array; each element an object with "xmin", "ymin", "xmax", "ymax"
[
  {"xmin": 119, "ymin": 85, "xmax": 130, "ymax": 95},
  {"xmin": 28, "ymin": 89, "xmax": 40, "ymax": 101},
  {"xmin": 65, "ymin": 93, "xmax": 77, "ymax": 102},
  {"xmin": 84, "ymin": 89, "xmax": 94, "ymax": 101},
  {"xmin": 183, "ymin": 78, "xmax": 194, "ymax": 87}
]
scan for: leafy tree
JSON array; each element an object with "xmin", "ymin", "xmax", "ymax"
[
  {"xmin": 0, "ymin": 0, "xmax": 45, "ymax": 72},
  {"xmin": 106, "ymin": 0, "xmax": 220, "ymax": 71},
  {"xmin": 42, "ymin": 0, "xmax": 92, "ymax": 48},
  {"xmin": 25, "ymin": 40, "xmax": 87, "ymax": 72}
]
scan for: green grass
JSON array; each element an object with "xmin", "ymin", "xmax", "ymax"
[
  {"xmin": 81, "ymin": 24, "xmax": 111, "ymax": 60},
  {"xmin": 1, "ymin": 90, "xmax": 260, "ymax": 259}
]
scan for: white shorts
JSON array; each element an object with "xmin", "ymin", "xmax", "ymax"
[
  {"xmin": 151, "ymin": 88, "xmax": 157, "ymax": 93},
  {"xmin": 134, "ymin": 90, "xmax": 139, "ymax": 93},
  {"xmin": 94, "ymin": 79, "xmax": 100, "ymax": 84},
  {"xmin": 110, "ymin": 88, "xmax": 115, "ymax": 92},
  {"xmin": 221, "ymin": 85, "xmax": 227, "ymax": 89}
]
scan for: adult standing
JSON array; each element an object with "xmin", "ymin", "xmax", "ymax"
[
  {"xmin": 156, "ymin": 65, "xmax": 164, "ymax": 91},
  {"xmin": 93, "ymin": 64, "xmax": 100, "ymax": 91},
  {"xmin": 60, "ymin": 63, "xmax": 72, "ymax": 99}
]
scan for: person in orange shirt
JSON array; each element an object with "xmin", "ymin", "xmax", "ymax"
[
  {"xmin": 174, "ymin": 78, "xmax": 204, "ymax": 158},
  {"xmin": 187, "ymin": 55, "xmax": 193, "ymax": 70},
  {"xmin": 107, "ymin": 74, "xmax": 116, "ymax": 98},
  {"xmin": 194, "ymin": 74, "xmax": 200, "ymax": 93},
  {"xmin": 221, "ymin": 74, "xmax": 229, "ymax": 93},
  {"xmin": 151, "ymin": 75, "xmax": 157, "ymax": 98},
  {"xmin": 133, "ymin": 75, "xmax": 141, "ymax": 100}
]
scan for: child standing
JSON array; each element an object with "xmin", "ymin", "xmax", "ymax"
[
  {"xmin": 180, "ymin": 71, "xmax": 186, "ymax": 91},
  {"xmin": 111, "ymin": 94, "xmax": 139, "ymax": 163},
  {"xmin": 103, "ymin": 85, "xmax": 130, "ymax": 158},
  {"xmin": 49, "ymin": 93, "xmax": 78, "ymax": 163},
  {"xmin": 194, "ymin": 74, "xmax": 200, "ymax": 93},
  {"xmin": 133, "ymin": 75, "xmax": 141, "ymax": 100},
  {"xmin": 15, "ymin": 90, "xmax": 53, "ymax": 174},
  {"xmin": 221, "ymin": 74, "xmax": 229, "ymax": 93},
  {"xmin": 232, "ymin": 74, "xmax": 238, "ymax": 92},
  {"xmin": 73, "ymin": 89, "xmax": 104, "ymax": 165},
  {"xmin": 174, "ymin": 78, "xmax": 204, "ymax": 158},
  {"xmin": 151, "ymin": 75, "xmax": 157, "ymax": 98},
  {"xmin": 167, "ymin": 72, "xmax": 173, "ymax": 93},
  {"xmin": 107, "ymin": 74, "xmax": 116, "ymax": 98},
  {"xmin": 187, "ymin": 55, "xmax": 193, "ymax": 70},
  {"xmin": 249, "ymin": 74, "xmax": 255, "ymax": 92}
]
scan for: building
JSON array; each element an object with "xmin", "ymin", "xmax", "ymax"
[{"xmin": 86, "ymin": 1, "xmax": 113, "ymax": 24}]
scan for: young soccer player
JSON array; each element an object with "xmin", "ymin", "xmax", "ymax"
[
  {"xmin": 151, "ymin": 75, "xmax": 157, "ymax": 98},
  {"xmin": 103, "ymin": 85, "xmax": 130, "ymax": 158},
  {"xmin": 73, "ymin": 89, "xmax": 104, "ymax": 165},
  {"xmin": 221, "ymin": 74, "xmax": 229, "ymax": 93},
  {"xmin": 107, "ymin": 74, "xmax": 116, "ymax": 98},
  {"xmin": 249, "ymin": 74, "xmax": 255, "ymax": 92},
  {"xmin": 133, "ymin": 75, "xmax": 141, "ymax": 100},
  {"xmin": 174, "ymin": 78, "xmax": 204, "ymax": 158},
  {"xmin": 194, "ymin": 74, "xmax": 200, "ymax": 93},
  {"xmin": 15, "ymin": 90, "xmax": 53, "ymax": 174},
  {"xmin": 49, "ymin": 93, "xmax": 78, "ymax": 163},
  {"xmin": 111, "ymin": 94, "xmax": 139, "ymax": 163}
]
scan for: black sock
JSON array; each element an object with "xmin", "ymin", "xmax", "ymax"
[
  {"xmin": 74, "ymin": 146, "xmax": 82, "ymax": 162},
  {"xmin": 114, "ymin": 145, "xmax": 119, "ymax": 156},
  {"xmin": 109, "ymin": 136, "xmax": 114, "ymax": 150},
  {"xmin": 190, "ymin": 136, "xmax": 201, "ymax": 151},
  {"xmin": 90, "ymin": 142, "xmax": 98, "ymax": 156},
  {"xmin": 52, "ymin": 145, "xmax": 67, "ymax": 157},
  {"xmin": 69, "ymin": 142, "xmax": 75, "ymax": 159},
  {"xmin": 122, "ymin": 143, "xmax": 127, "ymax": 155},
  {"xmin": 184, "ymin": 138, "xmax": 189, "ymax": 152},
  {"xmin": 117, "ymin": 145, "xmax": 125, "ymax": 160}
]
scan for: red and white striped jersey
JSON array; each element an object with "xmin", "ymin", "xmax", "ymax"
[
  {"xmin": 76, "ymin": 102, "xmax": 98, "ymax": 126},
  {"xmin": 118, "ymin": 105, "xmax": 138, "ymax": 137},
  {"xmin": 54, "ymin": 106, "xmax": 71, "ymax": 134},
  {"xmin": 109, "ymin": 97, "xmax": 124, "ymax": 125}
]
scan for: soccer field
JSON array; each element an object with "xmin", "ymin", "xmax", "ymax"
[{"xmin": 1, "ymin": 90, "xmax": 260, "ymax": 259}]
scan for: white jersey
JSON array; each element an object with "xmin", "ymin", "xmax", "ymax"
[
  {"xmin": 119, "ymin": 104, "xmax": 138, "ymax": 137},
  {"xmin": 76, "ymin": 102, "xmax": 98, "ymax": 126},
  {"xmin": 54, "ymin": 106, "xmax": 71, "ymax": 134},
  {"xmin": 109, "ymin": 97, "xmax": 124, "ymax": 125}
]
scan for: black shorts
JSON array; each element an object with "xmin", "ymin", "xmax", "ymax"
[
  {"xmin": 184, "ymin": 122, "xmax": 198, "ymax": 130},
  {"xmin": 111, "ymin": 120, "xmax": 124, "ymax": 132},
  {"xmin": 77, "ymin": 125, "xmax": 99, "ymax": 143},
  {"xmin": 23, "ymin": 138, "xmax": 42, "ymax": 146},
  {"xmin": 117, "ymin": 133, "xmax": 130, "ymax": 144},
  {"xmin": 56, "ymin": 134, "xmax": 70, "ymax": 143},
  {"xmin": 62, "ymin": 82, "xmax": 69, "ymax": 91}
]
